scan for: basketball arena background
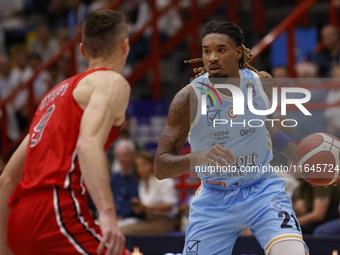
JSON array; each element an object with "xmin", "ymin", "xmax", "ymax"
[{"xmin": 1, "ymin": 0, "xmax": 340, "ymax": 254}]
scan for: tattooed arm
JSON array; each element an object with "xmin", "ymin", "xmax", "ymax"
[
  {"xmin": 154, "ymin": 85, "xmax": 196, "ymax": 179},
  {"xmin": 154, "ymin": 85, "xmax": 235, "ymax": 179}
]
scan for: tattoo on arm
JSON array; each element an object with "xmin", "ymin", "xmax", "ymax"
[{"xmin": 155, "ymin": 86, "xmax": 195, "ymax": 179}]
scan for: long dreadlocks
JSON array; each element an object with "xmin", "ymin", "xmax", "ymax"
[{"xmin": 185, "ymin": 21, "xmax": 266, "ymax": 78}]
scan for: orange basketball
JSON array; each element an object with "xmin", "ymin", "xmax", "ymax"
[{"xmin": 295, "ymin": 133, "xmax": 340, "ymax": 186}]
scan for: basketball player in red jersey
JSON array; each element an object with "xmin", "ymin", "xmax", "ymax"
[{"xmin": 0, "ymin": 10, "xmax": 131, "ymax": 255}]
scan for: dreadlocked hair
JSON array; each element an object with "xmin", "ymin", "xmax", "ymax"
[{"xmin": 185, "ymin": 21, "xmax": 266, "ymax": 78}]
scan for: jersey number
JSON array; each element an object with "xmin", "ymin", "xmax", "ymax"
[
  {"xmin": 278, "ymin": 211, "xmax": 300, "ymax": 231},
  {"xmin": 30, "ymin": 105, "xmax": 55, "ymax": 147}
]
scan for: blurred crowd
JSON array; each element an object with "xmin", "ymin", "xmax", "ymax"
[{"xmin": 0, "ymin": 0, "xmax": 340, "ymax": 237}]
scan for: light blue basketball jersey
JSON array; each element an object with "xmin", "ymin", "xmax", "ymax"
[{"xmin": 190, "ymin": 69, "xmax": 275, "ymax": 190}]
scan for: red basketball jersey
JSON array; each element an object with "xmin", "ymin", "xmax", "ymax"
[{"xmin": 9, "ymin": 68, "xmax": 121, "ymax": 207}]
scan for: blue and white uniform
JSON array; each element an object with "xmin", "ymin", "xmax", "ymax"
[{"xmin": 183, "ymin": 69, "xmax": 308, "ymax": 255}]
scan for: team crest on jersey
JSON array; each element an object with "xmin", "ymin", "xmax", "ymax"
[
  {"xmin": 227, "ymin": 106, "xmax": 238, "ymax": 119},
  {"xmin": 246, "ymin": 81, "xmax": 256, "ymax": 97}
]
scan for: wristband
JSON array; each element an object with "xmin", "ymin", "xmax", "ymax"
[{"xmin": 272, "ymin": 131, "xmax": 291, "ymax": 153}]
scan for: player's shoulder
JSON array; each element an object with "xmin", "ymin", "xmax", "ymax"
[
  {"xmin": 77, "ymin": 69, "xmax": 130, "ymax": 101},
  {"xmin": 190, "ymin": 72, "xmax": 209, "ymax": 87},
  {"xmin": 83, "ymin": 70, "xmax": 129, "ymax": 89}
]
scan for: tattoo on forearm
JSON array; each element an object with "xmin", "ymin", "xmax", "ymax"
[{"xmin": 155, "ymin": 86, "xmax": 192, "ymax": 178}]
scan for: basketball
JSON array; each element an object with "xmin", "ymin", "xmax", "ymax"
[{"xmin": 295, "ymin": 133, "xmax": 340, "ymax": 186}]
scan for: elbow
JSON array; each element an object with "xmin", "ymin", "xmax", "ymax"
[
  {"xmin": 153, "ymin": 158, "xmax": 166, "ymax": 180},
  {"xmin": 154, "ymin": 167, "xmax": 165, "ymax": 180}
]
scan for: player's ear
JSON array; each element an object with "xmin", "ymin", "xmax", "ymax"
[
  {"xmin": 79, "ymin": 43, "xmax": 88, "ymax": 59},
  {"xmin": 236, "ymin": 46, "xmax": 242, "ymax": 61},
  {"xmin": 121, "ymin": 38, "xmax": 130, "ymax": 57}
]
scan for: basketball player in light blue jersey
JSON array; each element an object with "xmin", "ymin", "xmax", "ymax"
[{"xmin": 155, "ymin": 21, "xmax": 310, "ymax": 255}]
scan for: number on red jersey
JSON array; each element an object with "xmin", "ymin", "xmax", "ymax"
[{"xmin": 30, "ymin": 105, "xmax": 55, "ymax": 147}]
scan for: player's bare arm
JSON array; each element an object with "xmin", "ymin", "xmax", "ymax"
[
  {"xmin": 74, "ymin": 71, "xmax": 130, "ymax": 255},
  {"xmin": 0, "ymin": 135, "xmax": 29, "ymax": 255},
  {"xmin": 154, "ymin": 85, "xmax": 235, "ymax": 180}
]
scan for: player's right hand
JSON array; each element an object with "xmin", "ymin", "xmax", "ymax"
[
  {"xmin": 196, "ymin": 144, "xmax": 236, "ymax": 167},
  {"xmin": 97, "ymin": 210, "xmax": 125, "ymax": 255}
]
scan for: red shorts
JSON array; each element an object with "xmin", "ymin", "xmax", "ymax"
[{"xmin": 8, "ymin": 186, "xmax": 105, "ymax": 255}]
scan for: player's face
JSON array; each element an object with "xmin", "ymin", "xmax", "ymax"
[{"xmin": 202, "ymin": 33, "xmax": 242, "ymax": 78}]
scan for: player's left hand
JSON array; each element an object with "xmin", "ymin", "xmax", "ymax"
[{"xmin": 97, "ymin": 210, "xmax": 125, "ymax": 255}]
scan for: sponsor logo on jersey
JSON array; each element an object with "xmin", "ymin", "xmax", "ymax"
[
  {"xmin": 207, "ymin": 110, "xmax": 221, "ymax": 126},
  {"xmin": 239, "ymin": 127, "xmax": 256, "ymax": 137},
  {"xmin": 186, "ymin": 240, "xmax": 201, "ymax": 254},
  {"xmin": 209, "ymin": 131, "xmax": 229, "ymax": 141},
  {"xmin": 271, "ymin": 195, "xmax": 290, "ymax": 203},
  {"xmin": 227, "ymin": 106, "xmax": 238, "ymax": 119},
  {"xmin": 272, "ymin": 202, "xmax": 292, "ymax": 210}
]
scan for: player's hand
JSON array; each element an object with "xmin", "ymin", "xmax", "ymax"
[
  {"xmin": 97, "ymin": 210, "xmax": 125, "ymax": 255},
  {"xmin": 196, "ymin": 144, "xmax": 236, "ymax": 167}
]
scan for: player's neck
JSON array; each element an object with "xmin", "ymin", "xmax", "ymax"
[{"xmin": 87, "ymin": 56, "xmax": 123, "ymax": 74}]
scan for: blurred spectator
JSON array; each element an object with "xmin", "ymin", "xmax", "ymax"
[
  {"xmin": 48, "ymin": 0, "xmax": 69, "ymax": 32},
  {"xmin": 11, "ymin": 50, "xmax": 33, "ymax": 131},
  {"xmin": 313, "ymin": 215, "xmax": 340, "ymax": 236},
  {"xmin": 0, "ymin": 0, "xmax": 24, "ymax": 31},
  {"xmin": 287, "ymin": 61, "xmax": 327, "ymax": 141},
  {"xmin": 293, "ymin": 180, "xmax": 340, "ymax": 234},
  {"xmin": 29, "ymin": 54, "xmax": 53, "ymax": 104},
  {"xmin": 156, "ymin": 0, "xmax": 183, "ymax": 37},
  {"xmin": 88, "ymin": 0, "xmax": 110, "ymax": 12},
  {"xmin": 120, "ymin": 0, "xmax": 150, "ymax": 34},
  {"xmin": 272, "ymin": 65, "xmax": 289, "ymax": 79},
  {"xmin": 30, "ymin": 25, "xmax": 60, "ymax": 63},
  {"xmin": 0, "ymin": 55, "xmax": 20, "ymax": 141},
  {"xmin": 110, "ymin": 139, "xmax": 140, "ymax": 226},
  {"xmin": 108, "ymin": 115, "xmax": 143, "ymax": 173},
  {"xmin": 307, "ymin": 24, "xmax": 340, "ymax": 77},
  {"xmin": 120, "ymin": 150, "xmax": 177, "ymax": 234},
  {"xmin": 66, "ymin": 0, "xmax": 90, "ymax": 38},
  {"xmin": 325, "ymin": 65, "xmax": 340, "ymax": 137},
  {"xmin": 296, "ymin": 61, "xmax": 319, "ymax": 78}
]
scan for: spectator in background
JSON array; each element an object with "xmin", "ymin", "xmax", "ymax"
[
  {"xmin": 0, "ymin": 0, "xmax": 24, "ymax": 32},
  {"xmin": 30, "ymin": 25, "xmax": 60, "ymax": 63},
  {"xmin": 110, "ymin": 139, "xmax": 140, "ymax": 227},
  {"xmin": 287, "ymin": 61, "xmax": 328, "ymax": 141},
  {"xmin": 325, "ymin": 65, "xmax": 340, "ymax": 137},
  {"xmin": 307, "ymin": 24, "xmax": 340, "ymax": 77},
  {"xmin": 0, "ymin": 55, "xmax": 20, "ymax": 141},
  {"xmin": 48, "ymin": 0, "xmax": 69, "ymax": 32},
  {"xmin": 11, "ymin": 50, "xmax": 33, "ymax": 131},
  {"xmin": 108, "ymin": 115, "xmax": 143, "ymax": 173},
  {"xmin": 88, "ymin": 0, "xmax": 110, "ymax": 12},
  {"xmin": 296, "ymin": 61, "xmax": 319, "ymax": 78},
  {"xmin": 120, "ymin": 150, "xmax": 177, "ymax": 234},
  {"xmin": 313, "ymin": 210, "xmax": 340, "ymax": 236},
  {"xmin": 29, "ymin": 54, "xmax": 53, "ymax": 105},
  {"xmin": 66, "ymin": 0, "xmax": 89, "ymax": 38},
  {"xmin": 293, "ymin": 180, "xmax": 340, "ymax": 234},
  {"xmin": 272, "ymin": 65, "xmax": 289, "ymax": 79}
]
